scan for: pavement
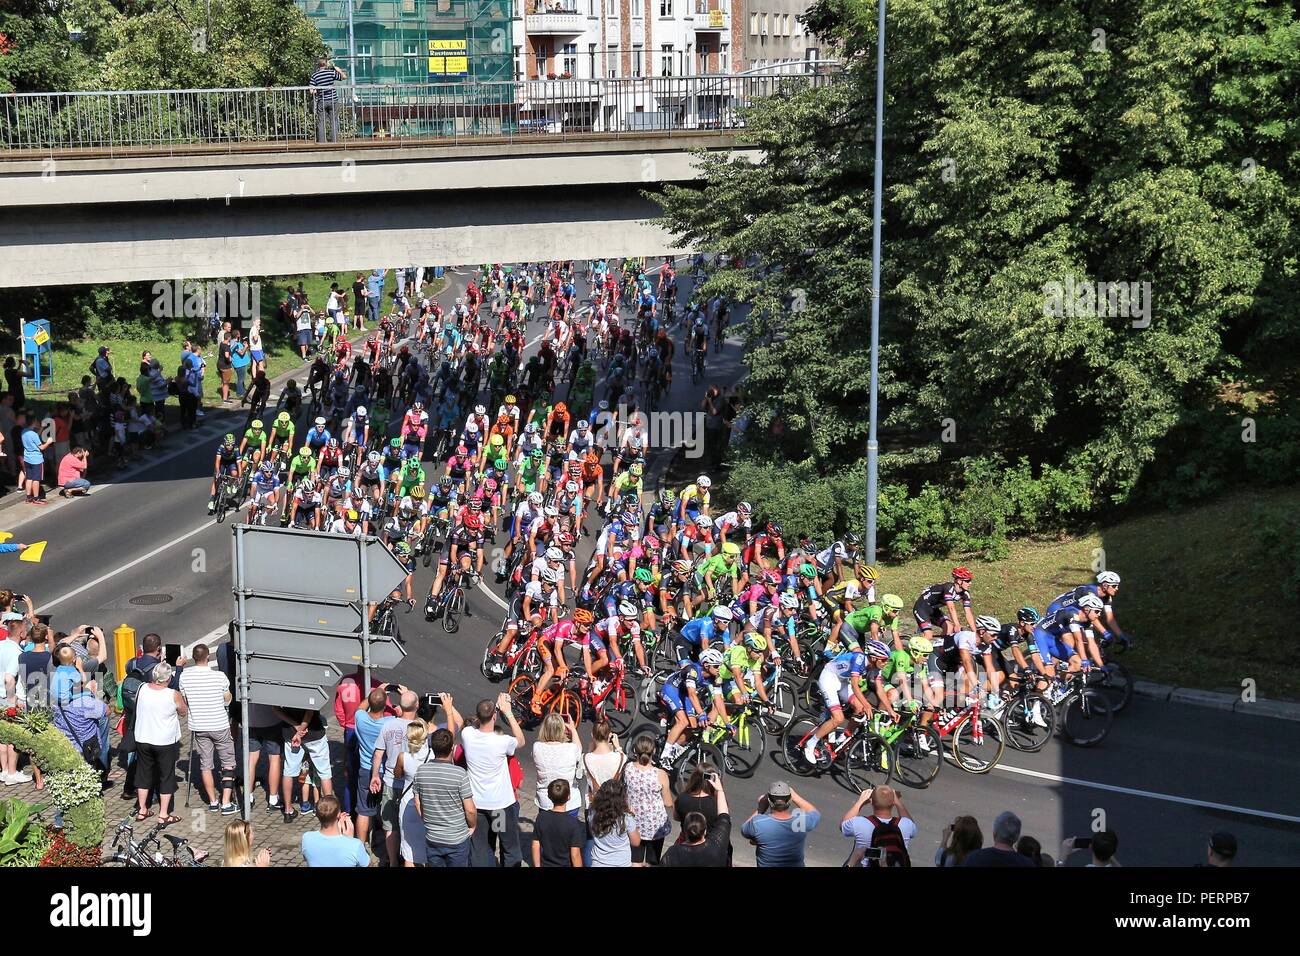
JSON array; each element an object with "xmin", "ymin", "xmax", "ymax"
[{"xmin": 4, "ymin": 265, "xmax": 1298, "ymax": 867}]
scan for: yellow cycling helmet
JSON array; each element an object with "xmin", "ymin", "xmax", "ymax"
[
  {"xmin": 250, "ymin": 419, "xmax": 264, "ymax": 431},
  {"xmin": 345, "ymin": 509, "xmax": 359, "ymax": 521},
  {"xmin": 504, "ymin": 394, "xmax": 517, "ymax": 405},
  {"xmin": 299, "ymin": 446, "xmax": 312, "ymax": 457},
  {"xmin": 907, "ymin": 635, "xmax": 933, "ymax": 657},
  {"xmin": 855, "ymin": 564, "xmax": 880, "ymax": 582},
  {"xmin": 277, "ymin": 411, "xmax": 290, "ymax": 423},
  {"xmin": 410, "ymin": 484, "xmax": 426, "ymax": 499},
  {"xmin": 489, "ymin": 434, "xmax": 504, "ymax": 447},
  {"xmin": 721, "ymin": 542, "xmax": 741, "ymax": 557},
  {"xmin": 881, "ymin": 593, "xmax": 904, "ymax": 611}
]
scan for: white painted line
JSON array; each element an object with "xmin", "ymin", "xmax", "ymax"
[
  {"xmin": 476, "ymin": 578, "xmax": 510, "ymax": 611},
  {"xmin": 996, "ymin": 762, "xmax": 1300, "ymax": 825},
  {"xmin": 36, "ymin": 519, "xmax": 218, "ymax": 613}
]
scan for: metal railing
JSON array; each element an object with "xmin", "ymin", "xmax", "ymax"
[{"xmin": 0, "ymin": 68, "xmax": 843, "ymax": 157}]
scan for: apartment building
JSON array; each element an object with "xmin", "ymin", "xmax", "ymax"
[{"xmin": 741, "ymin": 0, "xmax": 820, "ymax": 71}]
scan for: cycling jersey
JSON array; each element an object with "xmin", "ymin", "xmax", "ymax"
[
  {"xmin": 721, "ymin": 643, "xmax": 764, "ymax": 689},
  {"xmin": 1046, "ymin": 584, "xmax": 1110, "ymax": 616},
  {"xmin": 879, "ymin": 648, "xmax": 913, "ymax": 686},
  {"xmin": 913, "ymin": 581, "xmax": 971, "ymax": 627},
  {"xmin": 243, "ymin": 428, "xmax": 267, "ymax": 449},
  {"xmin": 678, "ymin": 616, "xmax": 724, "ymax": 648}
]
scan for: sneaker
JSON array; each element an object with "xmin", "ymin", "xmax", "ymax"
[
  {"xmin": 917, "ymin": 734, "xmax": 932, "ymax": 753},
  {"xmin": 208, "ymin": 802, "xmax": 221, "ymax": 813},
  {"xmin": 299, "ymin": 800, "xmax": 313, "ymax": 813},
  {"xmin": 29, "ymin": 498, "xmax": 47, "ymax": 506},
  {"xmin": 283, "ymin": 807, "xmax": 298, "ymax": 822},
  {"xmin": 220, "ymin": 803, "xmax": 239, "ymax": 815},
  {"xmin": 1029, "ymin": 701, "xmax": 1048, "ymax": 728},
  {"xmin": 802, "ymin": 738, "xmax": 820, "ymax": 764},
  {"xmin": 265, "ymin": 801, "xmax": 280, "ymax": 814},
  {"xmin": 207, "ymin": 500, "xmax": 216, "ymax": 514},
  {"xmin": 4, "ymin": 770, "xmax": 32, "ymax": 785},
  {"xmin": 196, "ymin": 410, "xmax": 206, "ymax": 419}
]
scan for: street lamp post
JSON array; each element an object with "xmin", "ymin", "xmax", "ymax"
[{"xmin": 865, "ymin": 0, "xmax": 886, "ymax": 563}]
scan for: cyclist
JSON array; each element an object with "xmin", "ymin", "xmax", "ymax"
[
  {"xmin": 317, "ymin": 437, "xmax": 344, "ymax": 480},
  {"xmin": 1046, "ymin": 571, "xmax": 1128, "ymax": 651},
  {"xmin": 268, "ymin": 411, "xmax": 296, "ymax": 467},
  {"xmin": 803, "ymin": 646, "xmax": 872, "ymax": 764},
  {"xmin": 207, "ymin": 433, "xmax": 242, "ymax": 514},
  {"xmin": 815, "ymin": 531, "xmax": 862, "ymax": 584},
  {"xmin": 675, "ymin": 474, "xmax": 712, "ymax": 523},
  {"xmin": 341, "ymin": 405, "xmax": 370, "ymax": 463},
  {"xmin": 288, "ymin": 476, "xmax": 324, "ymax": 530},
  {"xmin": 744, "ymin": 520, "xmax": 786, "ymax": 573},
  {"xmin": 913, "ymin": 566, "xmax": 977, "ymax": 643},
  {"xmin": 239, "ymin": 418, "xmax": 269, "ymax": 464},
  {"xmin": 425, "ymin": 497, "xmax": 487, "ymax": 616},
  {"xmin": 244, "ymin": 461, "xmax": 282, "ymax": 525},
  {"xmin": 659, "ymin": 648, "xmax": 726, "ymax": 765},
  {"xmin": 1034, "ymin": 593, "xmax": 1109, "ymax": 669},
  {"xmin": 722, "ymin": 630, "xmax": 772, "ymax": 709},
  {"xmin": 304, "ymin": 416, "xmax": 332, "ymax": 455},
  {"xmin": 494, "ymin": 566, "xmax": 563, "ymax": 668},
  {"xmin": 877, "ymin": 635, "xmax": 931, "ymax": 721},
  {"xmin": 675, "ymin": 604, "xmax": 733, "ymax": 661},
  {"xmin": 928, "ymin": 615, "xmax": 1005, "ymax": 712},
  {"xmin": 714, "ymin": 501, "xmax": 752, "ymax": 551}
]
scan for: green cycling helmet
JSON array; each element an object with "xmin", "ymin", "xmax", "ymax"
[
  {"xmin": 798, "ymin": 562, "xmax": 817, "ymax": 579},
  {"xmin": 223, "ymin": 433, "xmax": 236, "ymax": 445},
  {"xmin": 494, "ymin": 457, "xmax": 508, "ymax": 471},
  {"xmin": 881, "ymin": 593, "xmax": 905, "ymax": 611},
  {"xmin": 390, "ymin": 437, "xmax": 402, "ymax": 449},
  {"xmin": 634, "ymin": 567, "xmax": 654, "ymax": 584}
]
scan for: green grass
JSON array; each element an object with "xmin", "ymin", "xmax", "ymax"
[
  {"xmin": 877, "ymin": 486, "xmax": 1300, "ymax": 701},
  {"xmin": 32, "ymin": 271, "xmax": 446, "ymax": 408}
]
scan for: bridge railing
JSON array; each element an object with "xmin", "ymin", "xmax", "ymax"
[{"xmin": 0, "ymin": 68, "xmax": 844, "ymax": 156}]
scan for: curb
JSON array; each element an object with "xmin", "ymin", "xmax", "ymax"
[{"xmin": 1134, "ymin": 681, "xmax": 1300, "ymax": 722}]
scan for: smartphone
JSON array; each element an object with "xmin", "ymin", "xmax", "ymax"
[
  {"xmin": 1073, "ymin": 837, "xmax": 1092, "ymax": 850},
  {"xmin": 165, "ymin": 644, "xmax": 183, "ymax": 667},
  {"xmin": 386, "ymin": 683, "xmax": 401, "ymax": 708}
]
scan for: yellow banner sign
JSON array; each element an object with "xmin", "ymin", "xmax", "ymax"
[
  {"xmin": 32, "ymin": 329, "xmax": 49, "ymax": 346},
  {"xmin": 429, "ymin": 38, "xmax": 469, "ymax": 76},
  {"xmin": 709, "ymin": 9, "xmax": 725, "ymax": 26}
]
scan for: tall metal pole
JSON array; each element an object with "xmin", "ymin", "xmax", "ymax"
[
  {"xmin": 233, "ymin": 526, "xmax": 253, "ymax": 822},
  {"xmin": 865, "ymin": 0, "xmax": 886, "ymax": 563}
]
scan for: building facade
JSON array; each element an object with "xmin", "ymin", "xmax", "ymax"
[{"xmin": 740, "ymin": 0, "xmax": 820, "ymax": 71}]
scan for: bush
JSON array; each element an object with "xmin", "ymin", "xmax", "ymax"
[
  {"xmin": 0, "ymin": 798, "xmax": 52, "ymax": 868},
  {"xmin": 0, "ymin": 710, "xmax": 105, "ymax": 849}
]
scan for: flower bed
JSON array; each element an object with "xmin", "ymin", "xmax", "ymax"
[{"xmin": 0, "ymin": 709, "xmax": 105, "ymax": 850}]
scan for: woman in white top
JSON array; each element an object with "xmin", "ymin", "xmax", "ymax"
[
  {"xmin": 395, "ymin": 720, "xmax": 433, "ymax": 866},
  {"xmin": 248, "ymin": 319, "xmax": 265, "ymax": 375},
  {"xmin": 582, "ymin": 718, "xmax": 624, "ymax": 796},
  {"xmin": 532, "ymin": 713, "xmax": 583, "ymax": 814},
  {"xmin": 133, "ymin": 662, "xmax": 187, "ymax": 824}
]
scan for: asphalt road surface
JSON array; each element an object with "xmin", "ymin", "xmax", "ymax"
[{"xmin": 5, "ymin": 265, "xmax": 1296, "ymax": 867}]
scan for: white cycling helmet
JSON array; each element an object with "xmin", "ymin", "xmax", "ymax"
[
  {"xmin": 710, "ymin": 605, "xmax": 734, "ymax": 621},
  {"xmin": 314, "ymin": 417, "xmax": 326, "ymax": 427},
  {"xmin": 336, "ymin": 466, "xmax": 351, "ymax": 480},
  {"xmin": 564, "ymin": 480, "xmax": 579, "ymax": 494},
  {"xmin": 699, "ymin": 648, "xmax": 725, "ymax": 668},
  {"xmin": 694, "ymin": 515, "xmax": 714, "ymax": 529},
  {"xmin": 544, "ymin": 506, "xmax": 559, "ymax": 518},
  {"xmin": 778, "ymin": 592, "xmax": 800, "ymax": 610},
  {"xmin": 696, "ymin": 475, "xmax": 712, "ymax": 489},
  {"xmin": 618, "ymin": 601, "xmax": 639, "ymax": 618},
  {"xmin": 355, "ymin": 405, "xmax": 367, "ymax": 417},
  {"xmin": 1078, "ymin": 593, "xmax": 1105, "ymax": 612},
  {"xmin": 475, "ymin": 404, "xmax": 486, "ymax": 416},
  {"xmin": 737, "ymin": 501, "xmax": 752, "ymax": 514},
  {"xmin": 528, "ymin": 492, "xmax": 544, "ymax": 506},
  {"xmin": 975, "ymin": 615, "xmax": 1001, "ymax": 632},
  {"xmin": 466, "ymin": 422, "xmax": 479, "ymax": 434},
  {"xmin": 541, "ymin": 567, "xmax": 562, "ymax": 585},
  {"xmin": 577, "ymin": 420, "xmax": 590, "ymax": 430},
  {"xmin": 1096, "ymin": 571, "xmax": 1121, "ymax": 586},
  {"xmin": 544, "ymin": 547, "xmax": 564, "ymax": 562},
  {"xmin": 367, "ymin": 451, "xmax": 381, "ymax": 464}
]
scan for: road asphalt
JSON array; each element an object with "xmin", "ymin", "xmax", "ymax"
[{"xmin": 3, "ymin": 266, "xmax": 1296, "ymax": 867}]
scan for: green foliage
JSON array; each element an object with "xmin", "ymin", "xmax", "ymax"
[
  {"xmin": 0, "ymin": 716, "xmax": 104, "ymax": 849},
  {"xmin": 657, "ymin": 0, "xmax": 1300, "ymax": 552},
  {"xmin": 0, "ymin": 798, "xmax": 51, "ymax": 868},
  {"xmin": 1249, "ymin": 502, "xmax": 1300, "ymax": 600}
]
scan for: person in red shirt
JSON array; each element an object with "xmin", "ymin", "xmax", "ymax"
[
  {"xmin": 56, "ymin": 447, "xmax": 92, "ymax": 497},
  {"xmin": 332, "ymin": 666, "xmax": 385, "ymax": 815}
]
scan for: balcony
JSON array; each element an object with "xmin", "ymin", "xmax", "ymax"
[
  {"xmin": 692, "ymin": 4, "xmax": 730, "ymax": 32},
  {"xmin": 525, "ymin": 1, "xmax": 586, "ymax": 35}
]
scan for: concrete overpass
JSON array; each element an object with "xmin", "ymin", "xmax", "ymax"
[{"xmin": 0, "ymin": 135, "xmax": 756, "ymax": 286}]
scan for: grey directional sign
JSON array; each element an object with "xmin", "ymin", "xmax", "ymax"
[
  {"xmin": 244, "ymin": 658, "xmax": 344, "ymax": 686},
  {"xmin": 244, "ymin": 594, "xmax": 363, "ymax": 632},
  {"xmin": 243, "ymin": 626, "xmax": 407, "ymax": 669},
  {"xmin": 243, "ymin": 681, "xmax": 332, "ymax": 710},
  {"xmin": 237, "ymin": 526, "xmax": 408, "ymax": 601}
]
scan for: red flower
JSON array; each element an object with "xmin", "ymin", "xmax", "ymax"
[{"xmin": 4, "ymin": 707, "xmax": 16, "ymax": 718}]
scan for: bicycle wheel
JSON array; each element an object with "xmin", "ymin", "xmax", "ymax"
[
  {"xmin": 1099, "ymin": 661, "xmax": 1133, "ymax": 714},
  {"xmin": 1058, "ymin": 690, "xmax": 1113, "ymax": 747},
  {"xmin": 798, "ymin": 678, "xmax": 826, "ymax": 717},
  {"xmin": 599, "ymin": 677, "xmax": 635, "ymax": 738},
  {"xmin": 781, "ymin": 717, "xmax": 823, "ymax": 777},
  {"xmin": 950, "ymin": 711, "xmax": 1006, "ymax": 773},
  {"xmin": 555, "ymin": 690, "xmax": 582, "ymax": 727},
  {"xmin": 481, "ymin": 632, "xmax": 505, "ymax": 680},
  {"xmin": 763, "ymin": 677, "xmax": 799, "ymax": 735},
  {"xmin": 636, "ymin": 675, "xmax": 664, "ymax": 720},
  {"xmin": 670, "ymin": 741, "xmax": 724, "ymax": 795},
  {"xmin": 422, "ymin": 538, "xmax": 434, "ymax": 568},
  {"xmin": 507, "ymin": 675, "xmax": 539, "ymax": 726},
  {"xmin": 652, "ymin": 632, "xmax": 681, "ymax": 675},
  {"xmin": 442, "ymin": 587, "xmax": 464, "ymax": 633},
  {"xmin": 890, "ymin": 725, "xmax": 942, "ymax": 789},
  {"xmin": 1001, "ymin": 693, "xmax": 1056, "ymax": 753},
  {"xmin": 841, "ymin": 733, "xmax": 895, "ymax": 793},
  {"xmin": 719, "ymin": 712, "xmax": 766, "ymax": 779}
]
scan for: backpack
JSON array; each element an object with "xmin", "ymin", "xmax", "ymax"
[
  {"xmin": 117, "ymin": 664, "xmax": 152, "ymax": 715},
  {"xmin": 865, "ymin": 816, "xmax": 911, "ymax": 868}
]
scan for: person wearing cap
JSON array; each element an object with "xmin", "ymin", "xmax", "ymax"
[
  {"xmin": 1203, "ymin": 832, "xmax": 1236, "ymax": 867},
  {"xmin": 740, "ymin": 780, "xmax": 820, "ymax": 867}
]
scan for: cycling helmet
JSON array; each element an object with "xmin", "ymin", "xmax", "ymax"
[
  {"xmin": 438, "ymin": 476, "xmax": 453, "ymax": 490},
  {"xmin": 557, "ymin": 532, "xmax": 576, "ymax": 548},
  {"xmin": 975, "ymin": 615, "xmax": 1002, "ymax": 632},
  {"xmin": 843, "ymin": 530, "xmax": 860, "ymax": 546},
  {"xmin": 299, "ymin": 445, "xmax": 311, "ymax": 457},
  {"xmin": 489, "ymin": 434, "xmax": 504, "ymax": 447},
  {"xmin": 367, "ymin": 451, "xmax": 381, "ymax": 464},
  {"xmin": 1096, "ymin": 571, "xmax": 1121, "ymax": 586},
  {"xmin": 671, "ymin": 559, "xmax": 692, "ymax": 574},
  {"xmin": 856, "ymin": 564, "xmax": 879, "ymax": 582},
  {"xmin": 619, "ymin": 509, "xmax": 637, "ymax": 525},
  {"xmin": 907, "ymin": 635, "xmax": 933, "ymax": 657},
  {"xmin": 467, "ymin": 497, "xmax": 483, "ymax": 512},
  {"xmin": 250, "ymin": 419, "xmax": 264, "ymax": 431},
  {"xmin": 865, "ymin": 639, "xmax": 891, "ymax": 660},
  {"xmin": 951, "ymin": 566, "xmax": 973, "ymax": 582},
  {"xmin": 544, "ymin": 547, "xmax": 564, "ymax": 562},
  {"xmin": 629, "ymin": 463, "xmax": 643, "ymax": 477},
  {"xmin": 694, "ymin": 515, "xmax": 714, "ymax": 529},
  {"xmin": 277, "ymin": 411, "xmax": 290, "ymax": 424},
  {"xmin": 1016, "ymin": 606, "xmax": 1040, "ymax": 624},
  {"xmin": 573, "ymin": 608, "xmax": 594, "ymax": 625},
  {"xmin": 327, "ymin": 438, "xmax": 339, "ymax": 449},
  {"xmin": 345, "ymin": 509, "xmax": 359, "ymax": 522},
  {"xmin": 494, "ymin": 458, "xmax": 508, "ymax": 471},
  {"xmin": 554, "ymin": 402, "xmax": 567, "ymax": 414},
  {"xmin": 297, "ymin": 478, "xmax": 314, "ymax": 494},
  {"xmin": 880, "ymin": 593, "xmax": 905, "ymax": 611},
  {"xmin": 525, "ymin": 422, "xmax": 539, "ymax": 434},
  {"xmin": 544, "ymin": 506, "xmax": 559, "ymax": 518},
  {"xmin": 315, "ymin": 417, "xmax": 327, "ymax": 428},
  {"xmin": 642, "ymin": 534, "xmax": 660, "ymax": 549},
  {"xmin": 411, "ymin": 485, "xmax": 426, "ymax": 499},
  {"xmin": 798, "ymin": 563, "xmax": 818, "ymax": 579},
  {"xmin": 634, "ymin": 567, "xmax": 654, "ymax": 584},
  {"xmin": 766, "ymin": 521, "xmax": 782, "ymax": 537},
  {"xmin": 1078, "ymin": 593, "xmax": 1105, "ymax": 612},
  {"xmin": 617, "ymin": 601, "xmax": 639, "ymax": 619},
  {"xmin": 778, "ymin": 592, "xmax": 800, "ymax": 610},
  {"xmin": 222, "ymin": 433, "xmax": 236, "ymax": 445},
  {"xmin": 696, "ymin": 475, "xmax": 711, "ymax": 489},
  {"xmin": 577, "ymin": 420, "xmax": 590, "ymax": 430},
  {"xmin": 761, "ymin": 570, "xmax": 780, "ymax": 586},
  {"xmin": 395, "ymin": 541, "xmax": 411, "ymax": 557},
  {"xmin": 563, "ymin": 480, "xmax": 579, "ymax": 494},
  {"xmin": 355, "ymin": 405, "xmax": 367, "ymax": 417},
  {"xmin": 528, "ymin": 492, "xmax": 544, "ymax": 506},
  {"xmin": 474, "ymin": 404, "xmax": 486, "ymax": 416},
  {"xmin": 743, "ymin": 632, "xmax": 769, "ymax": 653},
  {"xmin": 530, "ymin": 447, "xmax": 545, "ymax": 460},
  {"xmin": 336, "ymin": 466, "xmax": 351, "ymax": 480},
  {"xmin": 659, "ymin": 489, "xmax": 675, "ymax": 507},
  {"xmin": 390, "ymin": 437, "xmax": 401, "ymax": 449},
  {"xmin": 259, "ymin": 461, "xmax": 273, "ymax": 475},
  {"xmin": 466, "ymin": 422, "xmax": 479, "ymax": 435},
  {"xmin": 710, "ymin": 605, "xmax": 734, "ymax": 621},
  {"xmin": 412, "ymin": 400, "xmax": 424, "ymax": 411},
  {"xmin": 505, "ymin": 394, "xmax": 517, "ymax": 405},
  {"xmin": 737, "ymin": 501, "xmax": 752, "ymax": 514},
  {"xmin": 456, "ymin": 444, "xmax": 469, "ymax": 456},
  {"xmin": 541, "ymin": 567, "xmax": 562, "ymax": 585},
  {"xmin": 699, "ymin": 648, "xmax": 725, "ymax": 668}
]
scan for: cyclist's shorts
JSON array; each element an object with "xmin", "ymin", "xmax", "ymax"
[
  {"xmin": 924, "ymin": 650, "xmax": 948, "ymax": 688},
  {"xmin": 660, "ymin": 684, "xmax": 700, "ymax": 720},
  {"xmin": 838, "ymin": 620, "xmax": 863, "ymax": 649},
  {"xmin": 721, "ymin": 674, "xmax": 756, "ymax": 699},
  {"xmin": 913, "ymin": 601, "xmax": 943, "ymax": 632},
  {"xmin": 1031, "ymin": 627, "xmax": 1075, "ymax": 663},
  {"xmin": 818, "ymin": 669, "xmax": 845, "ymax": 712}
]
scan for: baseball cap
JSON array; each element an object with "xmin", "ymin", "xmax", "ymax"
[
  {"xmin": 767, "ymin": 780, "xmax": 792, "ymax": 799},
  {"xmin": 1, "ymin": 612, "xmax": 23, "ymax": 623},
  {"xmin": 1209, "ymin": 832, "xmax": 1237, "ymax": 859}
]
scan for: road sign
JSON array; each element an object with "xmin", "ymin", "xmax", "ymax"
[
  {"xmin": 242, "ymin": 626, "xmax": 407, "ymax": 669},
  {"xmin": 244, "ymin": 657, "xmax": 343, "ymax": 686},
  {"xmin": 243, "ymin": 681, "xmax": 331, "ymax": 710},
  {"xmin": 237, "ymin": 526, "xmax": 408, "ymax": 601},
  {"xmin": 243, "ymin": 594, "xmax": 363, "ymax": 632}
]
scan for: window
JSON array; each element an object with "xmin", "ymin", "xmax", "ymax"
[
  {"xmin": 720, "ymin": 42, "xmax": 729, "ymax": 71},
  {"xmin": 632, "ymin": 43, "xmax": 643, "ymax": 77},
  {"xmin": 660, "ymin": 43, "xmax": 674, "ymax": 76},
  {"xmin": 588, "ymin": 43, "xmax": 597, "ymax": 78},
  {"xmin": 400, "ymin": 0, "xmax": 417, "ymax": 14},
  {"xmin": 355, "ymin": 42, "xmax": 374, "ymax": 84},
  {"xmin": 562, "ymin": 42, "xmax": 578, "ymax": 76},
  {"xmin": 513, "ymin": 45, "xmax": 522, "ymax": 81},
  {"xmin": 697, "ymin": 43, "xmax": 709, "ymax": 73},
  {"xmin": 760, "ymin": 13, "xmax": 768, "ymax": 35},
  {"xmin": 402, "ymin": 40, "xmax": 421, "ymax": 78},
  {"xmin": 660, "ymin": 0, "xmax": 672, "ymax": 15},
  {"xmin": 607, "ymin": 44, "xmax": 620, "ymax": 77},
  {"xmin": 783, "ymin": 14, "xmax": 791, "ymax": 36},
  {"xmin": 749, "ymin": 12, "xmax": 758, "ymax": 34},
  {"xmin": 537, "ymin": 43, "xmax": 551, "ymax": 78}
]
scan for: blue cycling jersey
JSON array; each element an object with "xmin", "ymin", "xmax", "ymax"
[
  {"xmin": 1046, "ymin": 584, "xmax": 1108, "ymax": 616},
  {"xmin": 825, "ymin": 651, "xmax": 867, "ymax": 679},
  {"xmin": 679, "ymin": 617, "xmax": 721, "ymax": 646}
]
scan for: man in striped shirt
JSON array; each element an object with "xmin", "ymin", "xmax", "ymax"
[
  {"xmin": 178, "ymin": 643, "xmax": 237, "ymax": 814},
  {"xmin": 310, "ymin": 57, "xmax": 347, "ymax": 143}
]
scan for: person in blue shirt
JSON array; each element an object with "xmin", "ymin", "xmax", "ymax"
[
  {"xmin": 350, "ymin": 688, "xmax": 392, "ymax": 846},
  {"xmin": 301, "ymin": 794, "xmax": 369, "ymax": 867},
  {"xmin": 675, "ymin": 605, "xmax": 734, "ymax": 661},
  {"xmin": 365, "ymin": 270, "xmax": 386, "ymax": 327},
  {"xmin": 304, "ymin": 418, "xmax": 332, "ymax": 453},
  {"xmin": 0, "ymin": 543, "xmax": 31, "ymax": 556},
  {"xmin": 740, "ymin": 780, "xmax": 821, "ymax": 867},
  {"xmin": 18, "ymin": 411, "xmax": 52, "ymax": 504}
]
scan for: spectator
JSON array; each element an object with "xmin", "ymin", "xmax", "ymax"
[
  {"xmin": 50, "ymin": 402, "xmax": 72, "ymax": 465},
  {"xmin": 352, "ymin": 688, "xmax": 392, "ymax": 850},
  {"xmin": 1203, "ymin": 832, "xmax": 1237, "ymax": 867},
  {"xmin": 352, "ymin": 274, "xmax": 367, "ymax": 319},
  {"xmin": 92, "ymin": 345, "xmax": 113, "ymax": 400},
  {"xmin": 310, "ymin": 57, "xmax": 347, "ymax": 144},
  {"xmin": 586, "ymin": 777, "xmax": 639, "ymax": 868},
  {"xmin": 18, "ymin": 410, "xmax": 52, "ymax": 504},
  {"xmin": 244, "ymin": 703, "xmax": 285, "ymax": 812},
  {"xmin": 581, "ymin": 718, "xmax": 624, "ymax": 794},
  {"xmin": 178, "ymin": 643, "xmax": 237, "ymax": 814},
  {"xmin": 0, "ymin": 392, "xmax": 16, "ymax": 491},
  {"xmin": 16, "ymin": 622, "xmax": 51, "ymax": 710},
  {"xmin": 333, "ymin": 665, "xmax": 381, "ymax": 815},
  {"xmin": 278, "ymin": 702, "xmax": 334, "ymax": 820},
  {"xmin": 412, "ymin": 727, "xmax": 476, "ymax": 868},
  {"xmin": 841, "ymin": 785, "xmax": 916, "ymax": 868},
  {"xmin": 222, "ymin": 820, "xmax": 271, "ymax": 867},
  {"xmin": 623, "ymin": 733, "xmax": 672, "ymax": 866},
  {"xmin": 230, "ymin": 334, "xmax": 251, "ymax": 397},
  {"xmin": 0, "ymin": 619, "xmax": 32, "ymax": 784},
  {"xmin": 531, "ymin": 779, "xmax": 585, "ymax": 867},
  {"xmin": 532, "ymin": 713, "xmax": 583, "ymax": 814},
  {"xmin": 662, "ymin": 769, "xmax": 731, "ymax": 868},
  {"xmin": 147, "ymin": 360, "xmax": 170, "ymax": 424},
  {"xmin": 136, "ymin": 358, "xmax": 154, "ymax": 416},
  {"xmin": 177, "ymin": 356, "xmax": 201, "ymax": 430},
  {"xmin": 49, "ymin": 643, "xmax": 110, "ymax": 782},
  {"xmin": 216, "ymin": 334, "xmax": 234, "ymax": 402},
  {"xmin": 295, "ymin": 303, "xmax": 315, "ymax": 361},
  {"xmin": 56, "ymin": 447, "xmax": 91, "ymax": 497},
  {"xmin": 396, "ymin": 720, "xmax": 433, "ymax": 867},
  {"xmin": 935, "ymin": 815, "xmax": 983, "ymax": 866},
  {"xmin": 366, "ymin": 270, "xmax": 385, "ymax": 327},
  {"xmin": 133, "ymin": 661, "xmax": 186, "ymax": 825},
  {"xmin": 460, "ymin": 694, "xmax": 525, "ymax": 867},
  {"xmin": 371, "ymin": 688, "xmax": 418, "ymax": 865},
  {"xmin": 3, "ymin": 358, "xmax": 24, "ymax": 411},
  {"xmin": 741, "ymin": 780, "xmax": 820, "ymax": 867},
  {"xmin": 963, "ymin": 811, "xmax": 1034, "ymax": 867},
  {"xmin": 248, "ymin": 319, "xmax": 266, "ymax": 376},
  {"xmin": 1059, "ymin": 830, "xmax": 1121, "ymax": 867},
  {"xmin": 1016, "ymin": 835, "xmax": 1054, "ymax": 867},
  {"xmin": 301, "ymin": 794, "xmax": 369, "ymax": 867}
]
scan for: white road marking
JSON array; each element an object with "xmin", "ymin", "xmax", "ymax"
[
  {"xmin": 476, "ymin": 578, "xmax": 510, "ymax": 611},
  {"xmin": 36, "ymin": 520, "xmax": 218, "ymax": 613},
  {"xmin": 996, "ymin": 762, "xmax": 1300, "ymax": 825}
]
